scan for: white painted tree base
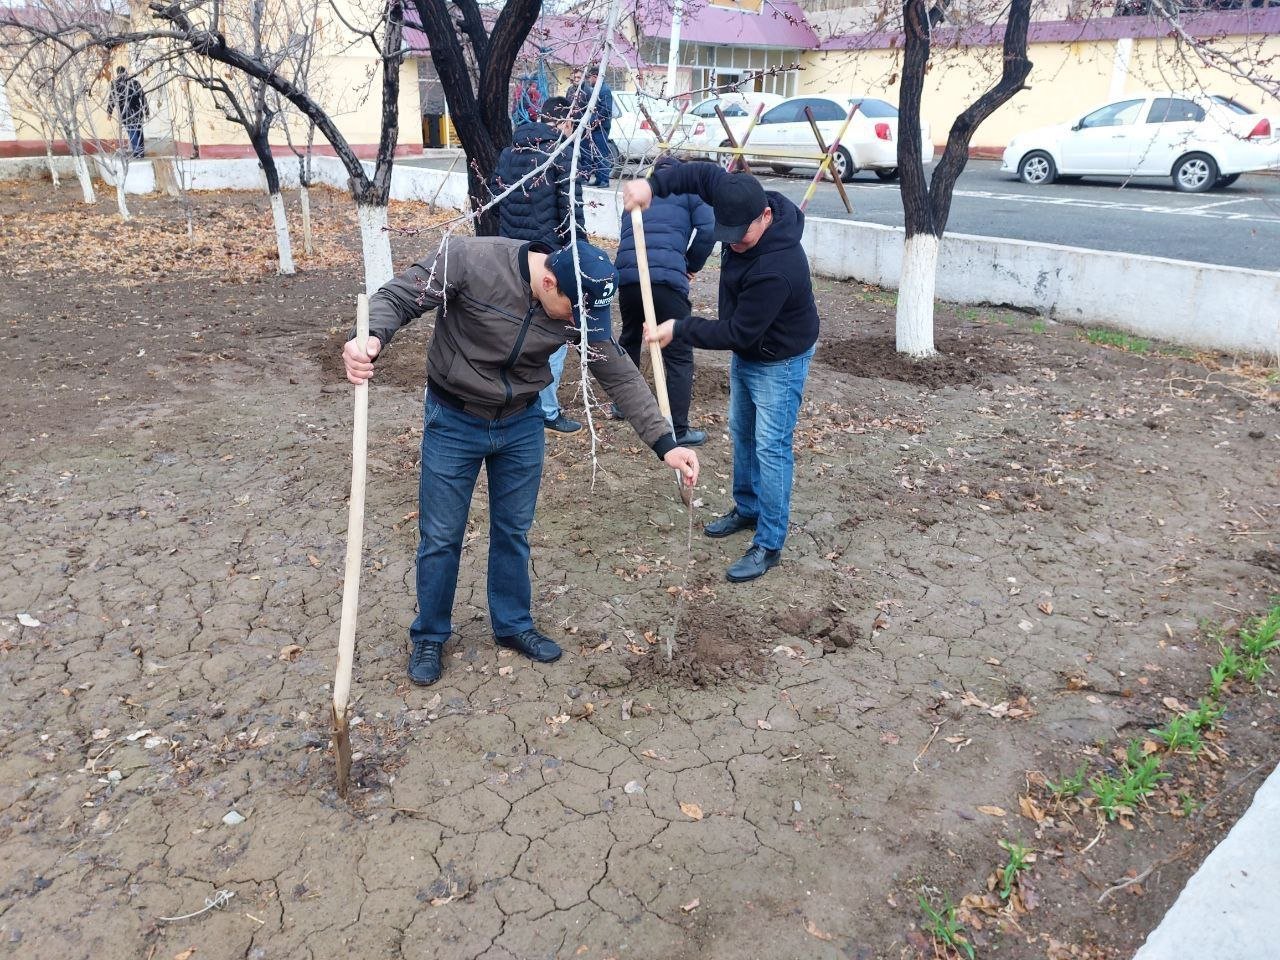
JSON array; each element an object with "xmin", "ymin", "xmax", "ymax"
[
  {"xmin": 269, "ymin": 191, "xmax": 296, "ymax": 275},
  {"xmin": 45, "ymin": 147, "xmax": 61, "ymax": 188},
  {"xmin": 114, "ymin": 177, "xmax": 131, "ymax": 221},
  {"xmin": 895, "ymin": 233, "xmax": 939, "ymax": 359},
  {"xmin": 357, "ymin": 203, "xmax": 393, "ymax": 294},
  {"xmin": 299, "ymin": 185, "xmax": 313, "ymax": 255},
  {"xmin": 73, "ymin": 154, "xmax": 95, "ymax": 204}
]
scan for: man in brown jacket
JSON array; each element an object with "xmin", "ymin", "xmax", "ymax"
[{"xmin": 342, "ymin": 238, "xmax": 700, "ymax": 686}]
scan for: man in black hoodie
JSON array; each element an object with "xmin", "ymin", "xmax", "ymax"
[{"xmin": 624, "ymin": 163, "xmax": 819, "ymax": 583}]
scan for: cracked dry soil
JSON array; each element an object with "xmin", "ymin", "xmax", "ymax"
[{"xmin": 2, "ymin": 185, "xmax": 1279, "ymax": 960}]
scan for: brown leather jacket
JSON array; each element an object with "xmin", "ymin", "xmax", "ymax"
[{"xmin": 366, "ymin": 237, "xmax": 677, "ymax": 458}]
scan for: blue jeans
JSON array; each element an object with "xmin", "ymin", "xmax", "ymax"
[
  {"xmin": 728, "ymin": 345, "xmax": 815, "ymax": 551},
  {"xmin": 126, "ymin": 124, "xmax": 144, "ymax": 158},
  {"xmin": 409, "ymin": 393, "xmax": 545, "ymax": 648},
  {"xmin": 538, "ymin": 344, "xmax": 568, "ymax": 421}
]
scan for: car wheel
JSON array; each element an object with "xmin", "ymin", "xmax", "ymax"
[
  {"xmin": 770, "ymin": 164, "xmax": 793, "ymax": 176},
  {"xmin": 1173, "ymin": 152, "xmax": 1218, "ymax": 193},
  {"xmin": 1215, "ymin": 173, "xmax": 1240, "ymax": 188},
  {"xmin": 833, "ymin": 146, "xmax": 856, "ymax": 183},
  {"xmin": 1018, "ymin": 151, "xmax": 1056, "ymax": 186},
  {"xmin": 608, "ymin": 140, "xmax": 623, "ymax": 178},
  {"xmin": 875, "ymin": 168, "xmax": 899, "ymax": 182}
]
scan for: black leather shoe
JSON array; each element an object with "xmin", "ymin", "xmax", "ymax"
[
  {"xmin": 726, "ymin": 545, "xmax": 782, "ymax": 583},
  {"xmin": 495, "ymin": 628, "xmax": 562, "ymax": 663},
  {"xmin": 704, "ymin": 508, "xmax": 757, "ymax": 539},
  {"xmin": 674, "ymin": 429, "xmax": 707, "ymax": 447},
  {"xmin": 408, "ymin": 641, "xmax": 443, "ymax": 686}
]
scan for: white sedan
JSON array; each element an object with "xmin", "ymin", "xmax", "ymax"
[
  {"xmin": 681, "ymin": 92, "xmax": 783, "ymax": 158},
  {"xmin": 711, "ymin": 95, "xmax": 933, "ymax": 182},
  {"xmin": 1001, "ymin": 92, "xmax": 1280, "ymax": 192}
]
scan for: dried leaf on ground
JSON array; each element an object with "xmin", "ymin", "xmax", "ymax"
[
  {"xmin": 804, "ymin": 918, "xmax": 835, "ymax": 941},
  {"xmin": 278, "ymin": 644, "xmax": 303, "ymax": 662},
  {"xmin": 976, "ymin": 804, "xmax": 1007, "ymax": 817},
  {"xmin": 679, "ymin": 801, "xmax": 704, "ymax": 821}
]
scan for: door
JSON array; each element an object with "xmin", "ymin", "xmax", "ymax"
[
  {"xmin": 1133, "ymin": 97, "xmax": 1206, "ymax": 174},
  {"xmin": 1057, "ymin": 98, "xmax": 1146, "ymax": 174}
]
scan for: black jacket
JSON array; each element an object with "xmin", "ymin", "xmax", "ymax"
[
  {"xmin": 491, "ymin": 122, "xmax": 585, "ymax": 248},
  {"xmin": 109, "ymin": 77, "xmax": 147, "ymax": 123},
  {"xmin": 650, "ymin": 162, "xmax": 820, "ymax": 362},
  {"xmin": 615, "ymin": 188, "xmax": 715, "ymax": 296}
]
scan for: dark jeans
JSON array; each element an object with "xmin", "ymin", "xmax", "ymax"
[
  {"xmin": 126, "ymin": 123, "xmax": 144, "ymax": 158},
  {"xmin": 588, "ymin": 129, "xmax": 611, "ymax": 185},
  {"xmin": 617, "ymin": 283, "xmax": 694, "ymax": 434},
  {"xmin": 409, "ymin": 392, "xmax": 544, "ymax": 648},
  {"xmin": 729, "ymin": 345, "xmax": 814, "ymax": 550}
]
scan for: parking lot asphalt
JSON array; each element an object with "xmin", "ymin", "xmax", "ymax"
[{"xmin": 399, "ymin": 154, "xmax": 1280, "ymax": 272}]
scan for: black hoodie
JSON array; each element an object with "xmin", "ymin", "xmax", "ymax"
[{"xmin": 649, "ymin": 161, "xmax": 819, "ymax": 362}]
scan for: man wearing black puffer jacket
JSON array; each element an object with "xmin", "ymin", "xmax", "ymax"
[
  {"xmin": 491, "ymin": 96, "xmax": 585, "ymax": 434},
  {"xmin": 614, "ymin": 157, "xmax": 716, "ymax": 446},
  {"xmin": 624, "ymin": 162, "xmax": 819, "ymax": 584}
]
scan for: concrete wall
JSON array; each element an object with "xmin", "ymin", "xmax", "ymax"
[
  {"xmin": 4, "ymin": 156, "xmax": 1274, "ymax": 357},
  {"xmin": 800, "ymin": 215, "xmax": 1280, "ymax": 357}
]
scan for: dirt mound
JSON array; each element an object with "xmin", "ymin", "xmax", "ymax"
[
  {"xmin": 817, "ymin": 334, "xmax": 1016, "ymax": 388},
  {"xmin": 624, "ymin": 602, "xmax": 767, "ymax": 689},
  {"xmin": 1251, "ymin": 549, "xmax": 1280, "ymax": 575},
  {"xmin": 311, "ymin": 326, "xmax": 433, "ymax": 393}
]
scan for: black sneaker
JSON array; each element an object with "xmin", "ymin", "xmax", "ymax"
[
  {"xmin": 608, "ymin": 403, "xmax": 625, "ymax": 420},
  {"xmin": 674, "ymin": 429, "xmax": 706, "ymax": 447},
  {"xmin": 544, "ymin": 414, "xmax": 582, "ymax": 434},
  {"xmin": 704, "ymin": 508, "xmax": 757, "ymax": 539},
  {"xmin": 407, "ymin": 641, "xmax": 443, "ymax": 686},
  {"xmin": 495, "ymin": 628, "xmax": 563, "ymax": 663},
  {"xmin": 726, "ymin": 545, "xmax": 781, "ymax": 583}
]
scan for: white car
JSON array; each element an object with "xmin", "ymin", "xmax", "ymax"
[
  {"xmin": 1001, "ymin": 92, "xmax": 1280, "ymax": 192},
  {"xmin": 608, "ymin": 91, "xmax": 684, "ymax": 166},
  {"xmin": 681, "ymin": 92, "xmax": 784, "ymax": 158},
  {"xmin": 709, "ymin": 94, "xmax": 933, "ymax": 182}
]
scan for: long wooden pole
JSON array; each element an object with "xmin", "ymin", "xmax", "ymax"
[
  {"xmin": 630, "ymin": 207, "xmax": 690, "ymax": 506},
  {"xmin": 332, "ymin": 293, "xmax": 369, "ymax": 799}
]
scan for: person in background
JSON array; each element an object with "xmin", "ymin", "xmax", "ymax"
[
  {"xmin": 489, "ymin": 96, "xmax": 586, "ymax": 434},
  {"xmin": 107, "ymin": 66, "xmax": 148, "ymax": 158},
  {"xmin": 625, "ymin": 162, "xmax": 819, "ymax": 584},
  {"xmin": 613, "ymin": 157, "xmax": 715, "ymax": 447},
  {"xmin": 571, "ymin": 65, "xmax": 613, "ymax": 188}
]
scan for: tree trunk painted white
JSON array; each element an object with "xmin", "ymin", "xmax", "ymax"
[
  {"xmin": 357, "ymin": 203, "xmax": 393, "ymax": 294},
  {"xmin": 269, "ymin": 191, "xmax": 296, "ymax": 275},
  {"xmin": 114, "ymin": 173, "xmax": 131, "ymax": 221},
  {"xmin": 300, "ymin": 184, "xmax": 313, "ymax": 255},
  {"xmin": 895, "ymin": 233, "xmax": 940, "ymax": 359},
  {"xmin": 45, "ymin": 145, "xmax": 60, "ymax": 188},
  {"xmin": 73, "ymin": 153, "xmax": 95, "ymax": 204}
]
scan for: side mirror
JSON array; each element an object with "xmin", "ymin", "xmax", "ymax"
[{"xmin": 1071, "ymin": 122, "xmax": 1083, "ymax": 131}]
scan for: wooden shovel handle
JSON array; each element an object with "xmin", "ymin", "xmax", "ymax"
[
  {"xmin": 630, "ymin": 208, "xmax": 674, "ymax": 425},
  {"xmin": 332, "ymin": 294, "xmax": 369, "ymax": 719}
]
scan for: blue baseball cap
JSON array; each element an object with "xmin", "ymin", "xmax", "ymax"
[{"xmin": 546, "ymin": 241, "xmax": 618, "ymax": 341}]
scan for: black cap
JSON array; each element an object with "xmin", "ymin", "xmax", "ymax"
[{"xmin": 711, "ymin": 173, "xmax": 768, "ymax": 244}]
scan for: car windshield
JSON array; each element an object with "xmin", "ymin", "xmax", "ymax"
[
  {"xmin": 1210, "ymin": 94, "xmax": 1254, "ymax": 115},
  {"xmin": 850, "ymin": 98, "xmax": 898, "ymax": 118}
]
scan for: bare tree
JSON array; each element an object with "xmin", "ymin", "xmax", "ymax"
[
  {"xmin": 168, "ymin": 0, "xmax": 304, "ymax": 273},
  {"xmin": 895, "ymin": 0, "xmax": 1033, "ymax": 358},
  {"xmin": 409, "ymin": 0, "xmax": 546, "ymax": 235},
  {"xmin": 274, "ymin": 0, "xmax": 326, "ymax": 257},
  {"xmin": 2, "ymin": 0, "xmax": 408, "ymax": 289}
]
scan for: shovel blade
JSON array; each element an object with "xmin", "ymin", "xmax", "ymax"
[{"xmin": 332, "ymin": 704, "xmax": 352, "ymax": 799}]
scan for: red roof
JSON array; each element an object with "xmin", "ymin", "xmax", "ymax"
[{"xmin": 632, "ymin": 0, "xmax": 818, "ymax": 49}]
